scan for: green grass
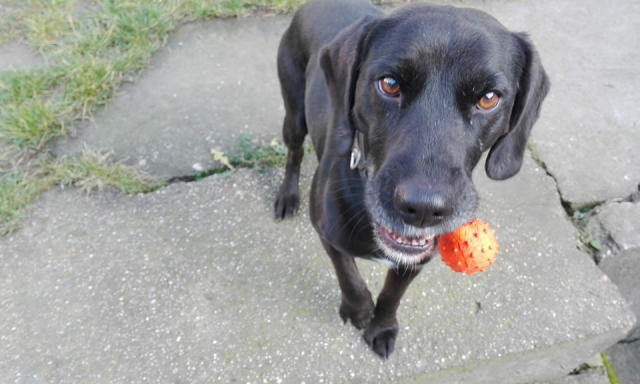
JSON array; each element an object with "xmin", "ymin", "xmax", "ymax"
[
  {"xmin": 601, "ymin": 352, "xmax": 619, "ymax": 384},
  {"xmin": 0, "ymin": 99, "xmax": 68, "ymax": 149}
]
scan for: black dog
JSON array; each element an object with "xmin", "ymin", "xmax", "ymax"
[{"xmin": 274, "ymin": 0, "xmax": 549, "ymax": 358}]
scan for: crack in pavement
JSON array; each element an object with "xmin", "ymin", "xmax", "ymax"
[{"xmin": 526, "ymin": 146, "xmax": 640, "ymax": 263}]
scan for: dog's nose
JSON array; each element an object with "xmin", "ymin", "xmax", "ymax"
[{"xmin": 394, "ymin": 181, "xmax": 452, "ymax": 228}]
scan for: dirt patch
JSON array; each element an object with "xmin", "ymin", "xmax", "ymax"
[
  {"xmin": 0, "ymin": 39, "xmax": 43, "ymax": 71},
  {"xmin": 76, "ymin": 0, "xmax": 96, "ymax": 15}
]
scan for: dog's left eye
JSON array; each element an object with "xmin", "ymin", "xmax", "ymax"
[
  {"xmin": 378, "ymin": 76, "xmax": 400, "ymax": 97},
  {"xmin": 477, "ymin": 91, "xmax": 500, "ymax": 110}
]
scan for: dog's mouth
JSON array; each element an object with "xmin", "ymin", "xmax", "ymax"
[{"xmin": 374, "ymin": 223, "xmax": 436, "ymax": 266}]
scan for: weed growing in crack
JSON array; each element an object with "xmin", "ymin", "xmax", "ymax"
[
  {"xmin": 563, "ymin": 204, "xmax": 603, "ymax": 254},
  {"xmin": 230, "ymin": 134, "xmax": 288, "ymax": 170},
  {"xmin": 578, "ymin": 231, "xmax": 602, "ymax": 253},
  {"xmin": 207, "ymin": 135, "xmax": 290, "ymax": 174}
]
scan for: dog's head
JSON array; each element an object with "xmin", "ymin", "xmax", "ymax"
[{"xmin": 320, "ymin": 4, "xmax": 549, "ymax": 266}]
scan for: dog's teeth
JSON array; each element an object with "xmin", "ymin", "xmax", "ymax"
[{"xmin": 383, "ymin": 227, "xmax": 431, "ymax": 247}]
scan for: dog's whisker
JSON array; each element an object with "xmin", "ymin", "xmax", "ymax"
[
  {"xmin": 338, "ymin": 206, "xmax": 369, "ymax": 238},
  {"xmin": 324, "ymin": 205, "xmax": 368, "ymax": 246},
  {"xmin": 327, "ymin": 203, "xmax": 368, "ymax": 235},
  {"xmin": 346, "ymin": 208, "xmax": 372, "ymax": 244}
]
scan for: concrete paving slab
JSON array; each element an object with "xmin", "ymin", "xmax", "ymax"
[
  {"xmin": 605, "ymin": 340, "xmax": 640, "ymax": 384},
  {"xmin": 0, "ymin": 154, "xmax": 634, "ymax": 384},
  {"xmin": 52, "ymin": 15, "xmax": 291, "ymax": 178}
]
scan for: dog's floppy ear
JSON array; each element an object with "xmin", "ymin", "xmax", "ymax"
[
  {"xmin": 319, "ymin": 17, "xmax": 375, "ymax": 157},
  {"xmin": 485, "ymin": 33, "xmax": 550, "ymax": 180}
]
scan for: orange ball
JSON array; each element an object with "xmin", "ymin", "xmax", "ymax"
[{"xmin": 437, "ymin": 218, "xmax": 499, "ymax": 275}]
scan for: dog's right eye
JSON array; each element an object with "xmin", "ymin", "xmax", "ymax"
[
  {"xmin": 378, "ymin": 77, "xmax": 400, "ymax": 97},
  {"xmin": 477, "ymin": 91, "xmax": 500, "ymax": 110}
]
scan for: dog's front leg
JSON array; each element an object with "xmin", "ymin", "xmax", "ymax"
[
  {"xmin": 365, "ymin": 267, "xmax": 421, "ymax": 359},
  {"xmin": 323, "ymin": 243, "xmax": 375, "ymax": 330}
]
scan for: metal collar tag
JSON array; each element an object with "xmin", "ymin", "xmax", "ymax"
[
  {"xmin": 350, "ymin": 134, "xmax": 362, "ymax": 170},
  {"xmin": 350, "ymin": 132, "xmax": 369, "ymax": 181}
]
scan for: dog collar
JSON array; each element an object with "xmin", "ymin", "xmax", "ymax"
[{"xmin": 350, "ymin": 131, "xmax": 369, "ymax": 181}]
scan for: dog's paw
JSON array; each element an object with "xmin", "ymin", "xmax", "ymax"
[
  {"xmin": 364, "ymin": 319, "xmax": 399, "ymax": 359},
  {"xmin": 274, "ymin": 185, "xmax": 300, "ymax": 220},
  {"xmin": 338, "ymin": 293, "xmax": 375, "ymax": 330}
]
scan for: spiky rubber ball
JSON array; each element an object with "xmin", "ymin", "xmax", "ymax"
[{"xmin": 437, "ymin": 218, "xmax": 499, "ymax": 275}]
